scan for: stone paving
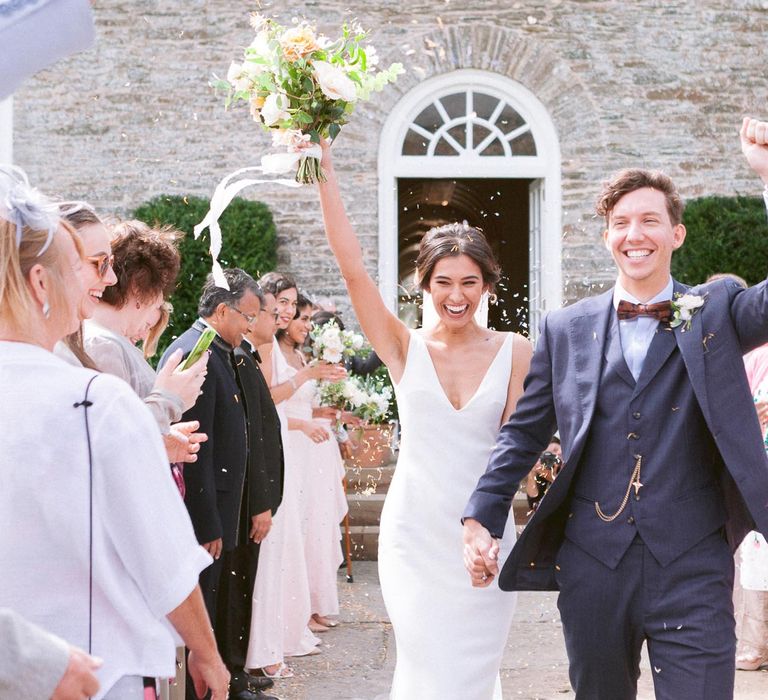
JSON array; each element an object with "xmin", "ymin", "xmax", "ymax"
[{"xmin": 265, "ymin": 562, "xmax": 768, "ymax": 700}]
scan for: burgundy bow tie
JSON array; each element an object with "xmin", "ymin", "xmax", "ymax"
[{"xmin": 617, "ymin": 299, "xmax": 673, "ymax": 323}]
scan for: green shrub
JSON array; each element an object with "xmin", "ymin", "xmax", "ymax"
[
  {"xmin": 131, "ymin": 194, "xmax": 277, "ymax": 358},
  {"xmin": 671, "ymin": 195, "xmax": 768, "ymax": 286}
]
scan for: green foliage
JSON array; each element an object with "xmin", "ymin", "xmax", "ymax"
[
  {"xmin": 131, "ymin": 194, "xmax": 277, "ymax": 358},
  {"xmin": 671, "ymin": 195, "xmax": 768, "ymax": 286}
]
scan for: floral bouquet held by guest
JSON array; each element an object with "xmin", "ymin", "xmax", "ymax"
[{"xmin": 216, "ymin": 15, "xmax": 404, "ymax": 184}]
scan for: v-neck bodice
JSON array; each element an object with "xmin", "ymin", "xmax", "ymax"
[{"xmin": 390, "ymin": 330, "xmax": 514, "ymax": 492}]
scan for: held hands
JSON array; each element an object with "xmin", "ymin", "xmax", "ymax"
[
  {"xmin": 250, "ymin": 510, "xmax": 273, "ymax": 543},
  {"xmin": 155, "ymin": 349, "xmax": 210, "ymax": 411},
  {"xmin": 187, "ymin": 648, "xmax": 230, "ymax": 700},
  {"xmin": 462, "ymin": 518, "xmax": 500, "ymax": 588},
  {"xmin": 51, "ymin": 646, "xmax": 102, "ymax": 700},
  {"xmin": 740, "ymin": 117, "xmax": 768, "ymax": 185}
]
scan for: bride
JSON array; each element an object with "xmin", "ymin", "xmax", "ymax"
[{"xmin": 316, "ymin": 141, "xmax": 532, "ymax": 699}]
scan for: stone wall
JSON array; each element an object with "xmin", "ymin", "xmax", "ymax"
[{"xmin": 12, "ymin": 0, "xmax": 768, "ymax": 314}]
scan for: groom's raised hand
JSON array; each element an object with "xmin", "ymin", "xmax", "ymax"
[
  {"xmin": 462, "ymin": 518, "xmax": 500, "ymax": 587},
  {"xmin": 740, "ymin": 117, "xmax": 768, "ymax": 185}
]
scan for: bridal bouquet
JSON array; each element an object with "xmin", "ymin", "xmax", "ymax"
[
  {"xmin": 215, "ymin": 14, "xmax": 404, "ymax": 183},
  {"xmin": 310, "ymin": 319, "xmax": 364, "ymax": 364}
]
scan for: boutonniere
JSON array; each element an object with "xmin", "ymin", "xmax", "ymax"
[{"xmin": 669, "ymin": 292, "xmax": 707, "ymax": 331}]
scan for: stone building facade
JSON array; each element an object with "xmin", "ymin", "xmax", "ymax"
[{"xmin": 6, "ymin": 0, "xmax": 768, "ymax": 330}]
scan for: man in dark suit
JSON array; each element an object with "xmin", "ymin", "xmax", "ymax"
[
  {"xmin": 463, "ymin": 118, "xmax": 768, "ymax": 699},
  {"xmin": 214, "ymin": 288, "xmax": 285, "ymax": 695},
  {"xmin": 161, "ymin": 269, "xmax": 276, "ymax": 700}
]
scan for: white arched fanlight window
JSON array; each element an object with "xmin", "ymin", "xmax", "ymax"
[{"xmin": 378, "ymin": 69, "xmax": 562, "ymax": 337}]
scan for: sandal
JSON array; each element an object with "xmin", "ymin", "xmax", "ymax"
[
  {"xmin": 261, "ymin": 662, "xmax": 294, "ymax": 679},
  {"xmin": 736, "ymin": 652, "xmax": 768, "ymax": 671}
]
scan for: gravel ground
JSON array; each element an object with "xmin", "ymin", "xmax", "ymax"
[{"xmin": 262, "ymin": 562, "xmax": 768, "ymax": 700}]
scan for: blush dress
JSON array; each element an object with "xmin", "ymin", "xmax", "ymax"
[
  {"xmin": 246, "ymin": 339, "xmax": 319, "ymax": 669},
  {"xmin": 281, "ymin": 361, "xmax": 348, "ymax": 622},
  {"xmin": 377, "ymin": 331, "xmax": 518, "ymax": 700}
]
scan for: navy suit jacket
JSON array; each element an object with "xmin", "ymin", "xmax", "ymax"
[{"xmin": 465, "ymin": 277, "xmax": 768, "ymax": 590}]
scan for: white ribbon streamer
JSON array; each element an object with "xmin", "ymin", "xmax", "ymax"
[{"xmin": 194, "ymin": 144, "xmax": 322, "ymax": 289}]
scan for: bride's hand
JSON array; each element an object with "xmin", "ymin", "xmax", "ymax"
[{"xmin": 462, "ymin": 518, "xmax": 499, "ymax": 587}]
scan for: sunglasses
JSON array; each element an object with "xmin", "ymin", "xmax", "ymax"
[{"xmin": 86, "ymin": 253, "xmax": 114, "ymax": 279}]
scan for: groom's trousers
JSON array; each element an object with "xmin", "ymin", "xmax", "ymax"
[{"xmin": 555, "ymin": 531, "xmax": 735, "ymax": 700}]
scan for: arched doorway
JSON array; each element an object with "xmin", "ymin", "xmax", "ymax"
[{"xmin": 378, "ymin": 69, "xmax": 562, "ymax": 337}]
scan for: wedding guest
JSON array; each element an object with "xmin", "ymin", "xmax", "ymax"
[
  {"xmin": 84, "ymin": 221, "xmax": 208, "ymax": 464},
  {"xmin": 0, "ymin": 166, "xmax": 228, "ymax": 700},
  {"xmin": 525, "ymin": 436, "xmax": 563, "ymax": 514},
  {"xmin": 246, "ymin": 274, "xmax": 343, "ymax": 678},
  {"xmin": 161, "ymin": 269, "xmax": 272, "ymax": 700},
  {"xmin": 278, "ymin": 296, "xmax": 348, "ymax": 633},
  {"xmin": 142, "ymin": 300, "xmax": 173, "ymax": 359},
  {"xmin": 224, "ymin": 288, "xmax": 285, "ymax": 695},
  {"xmin": 736, "ymin": 341, "xmax": 768, "ymax": 671},
  {"xmin": 55, "ymin": 202, "xmax": 117, "ymax": 369}
]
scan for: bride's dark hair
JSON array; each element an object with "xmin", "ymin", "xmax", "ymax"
[{"xmin": 415, "ymin": 222, "xmax": 500, "ymax": 294}]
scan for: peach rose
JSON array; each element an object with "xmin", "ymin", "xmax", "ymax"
[{"xmin": 279, "ymin": 24, "xmax": 320, "ymax": 62}]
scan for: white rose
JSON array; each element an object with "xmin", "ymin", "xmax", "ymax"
[
  {"xmin": 227, "ymin": 61, "xmax": 251, "ymax": 92},
  {"xmin": 323, "ymin": 349, "xmax": 343, "ymax": 364},
  {"xmin": 261, "ymin": 92, "xmax": 290, "ymax": 126},
  {"xmin": 312, "ymin": 60, "xmax": 358, "ymax": 103},
  {"xmin": 249, "ymin": 30, "xmax": 272, "ymax": 59}
]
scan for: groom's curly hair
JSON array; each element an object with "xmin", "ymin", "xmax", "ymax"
[
  {"xmin": 415, "ymin": 222, "xmax": 501, "ymax": 294},
  {"xmin": 596, "ymin": 169, "xmax": 684, "ymax": 226}
]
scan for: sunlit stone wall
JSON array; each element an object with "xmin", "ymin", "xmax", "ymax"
[{"xmin": 13, "ymin": 0, "xmax": 768, "ymax": 318}]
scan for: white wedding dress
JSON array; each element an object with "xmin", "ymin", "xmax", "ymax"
[{"xmin": 378, "ymin": 331, "xmax": 518, "ymax": 700}]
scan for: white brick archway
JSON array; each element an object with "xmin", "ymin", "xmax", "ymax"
[{"xmin": 378, "ymin": 69, "xmax": 562, "ymax": 336}]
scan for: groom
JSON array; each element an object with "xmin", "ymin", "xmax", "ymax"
[{"xmin": 463, "ymin": 117, "xmax": 768, "ymax": 699}]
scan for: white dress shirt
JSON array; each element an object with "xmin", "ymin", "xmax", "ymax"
[{"xmin": 613, "ymin": 277, "xmax": 674, "ymax": 381}]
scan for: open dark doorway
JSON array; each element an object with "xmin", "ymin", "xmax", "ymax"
[{"xmin": 397, "ymin": 177, "xmax": 531, "ymax": 333}]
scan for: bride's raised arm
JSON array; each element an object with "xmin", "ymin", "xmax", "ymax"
[{"xmin": 317, "ymin": 141, "xmax": 411, "ymax": 379}]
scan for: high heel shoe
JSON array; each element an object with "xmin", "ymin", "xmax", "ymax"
[
  {"xmin": 260, "ymin": 662, "xmax": 294, "ymax": 679},
  {"xmin": 308, "ymin": 620, "xmax": 330, "ymax": 633},
  {"xmin": 312, "ymin": 615, "xmax": 338, "ymax": 628}
]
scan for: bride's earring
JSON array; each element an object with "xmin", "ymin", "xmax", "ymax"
[{"xmin": 42, "ymin": 300, "xmax": 51, "ymax": 318}]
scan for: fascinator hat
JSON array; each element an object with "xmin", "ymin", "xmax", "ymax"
[{"xmin": 0, "ymin": 165, "xmax": 60, "ymax": 256}]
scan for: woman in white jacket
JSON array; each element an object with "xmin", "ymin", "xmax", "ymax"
[{"xmin": 0, "ymin": 166, "xmax": 229, "ymax": 700}]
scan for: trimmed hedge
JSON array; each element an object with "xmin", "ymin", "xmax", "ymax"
[
  {"xmin": 672, "ymin": 195, "xmax": 768, "ymax": 286},
  {"xmin": 131, "ymin": 194, "xmax": 277, "ymax": 358}
]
